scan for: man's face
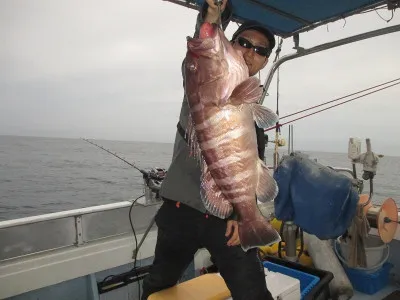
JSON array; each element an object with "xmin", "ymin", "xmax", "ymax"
[{"xmin": 232, "ymin": 29, "xmax": 271, "ymax": 77}]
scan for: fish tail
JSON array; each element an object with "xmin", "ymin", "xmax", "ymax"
[{"xmin": 238, "ymin": 215, "xmax": 281, "ymax": 252}]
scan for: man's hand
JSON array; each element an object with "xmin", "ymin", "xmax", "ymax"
[
  {"xmin": 205, "ymin": 0, "xmax": 228, "ymax": 23},
  {"xmin": 225, "ymin": 220, "xmax": 240, "ymax": 246}
]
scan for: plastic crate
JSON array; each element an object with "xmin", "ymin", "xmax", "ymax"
[
  {"xmin": 342, "ymin": 262, "xmax": 393, "ymax": 295},
  {"xmin": 263, "ymin": 255, "xmax": 334, "ymax": 300},
  {"xmin": 263, "ymin": 261, "xmax": 320, "ymax": 299}
]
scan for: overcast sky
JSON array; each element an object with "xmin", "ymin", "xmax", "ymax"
[{"xmin": 1, "ymin": 1, "xmax": 400, "ymax": 155}]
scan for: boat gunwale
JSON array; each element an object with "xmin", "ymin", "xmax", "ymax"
[
  {"xmin": 1, "ymin": 199, "xmax": 398, "ymax": 240},
  {"xmin": 0, "ymin": 199, "xmax": 160, "ymax": 230}
]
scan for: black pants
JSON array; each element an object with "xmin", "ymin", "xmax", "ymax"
[{"xmin": 141, "ymin": 199, "xmax": 274, "ymax": 300}]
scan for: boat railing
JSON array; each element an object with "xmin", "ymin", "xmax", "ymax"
[
  {"xmin": 0, "ymin": 198, "xmax": 160, "ymax": 262},
  {"xmin": 1, "ymin": 162, "xmax": 398, "ymax": 263}
]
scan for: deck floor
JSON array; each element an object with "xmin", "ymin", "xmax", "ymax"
[{"xmin": 352, "ymin": 284, "xmax": 399, "ymax": 300}]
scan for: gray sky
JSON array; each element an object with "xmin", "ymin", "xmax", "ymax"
[{"xmin": 1, "ymin": 1, "xmax": 400, "ymax": 155}]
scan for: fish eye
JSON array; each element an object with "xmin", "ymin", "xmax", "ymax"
[
  {"xmin": 189, "ymin": 64, "xmax": 197, "ymax": 72},
  {"xmin": 186, "ymin": 61, "xmax": 197, "ymax": 73}
]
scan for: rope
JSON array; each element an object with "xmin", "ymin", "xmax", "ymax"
[
  {"xmin": 265, "ymin": 80, "xmax": 400, "ymax": 132},
  {"xmin": 347, "ymin": 204, "xmax": 370, "ymax": 268}
]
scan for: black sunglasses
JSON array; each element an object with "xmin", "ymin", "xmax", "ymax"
[{"xmin": 236, "ymin": 37, "xmax": 271, "ymax": 57}]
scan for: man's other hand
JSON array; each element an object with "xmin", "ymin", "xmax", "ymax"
[{"xmin": 225, "ymin": 220, "xmax": 240, "ymax": 246}]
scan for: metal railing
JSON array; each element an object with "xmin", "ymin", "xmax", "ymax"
[
  {"xmin": 0, "ymin": 201, "xmax": 133, "ymax": 229},
  {"xmin": 0, "ymin": 199, "xmax": 160, "ymax": 261}
]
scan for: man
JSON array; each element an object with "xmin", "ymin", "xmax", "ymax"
[{"xmin": 141, "ymin": 0, "xmax": 276, "ymax": 299}]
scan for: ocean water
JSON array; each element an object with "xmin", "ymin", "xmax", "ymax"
[{"xmin": 0, "ymin": 135, "xmax": 399, "ymax": 221}]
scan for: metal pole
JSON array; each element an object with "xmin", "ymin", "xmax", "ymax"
[
  {"xmin": 259, "ymin": 24, "xmax": 400, "ymax": 105},
  {"xmin": 291, "ymin": 125, "xmax": 294, "ymax": 153}
]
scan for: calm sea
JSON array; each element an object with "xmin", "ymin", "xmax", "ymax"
[{"xmin": 0, "ymin": 135, "xmax": 399, "ymax": 221}]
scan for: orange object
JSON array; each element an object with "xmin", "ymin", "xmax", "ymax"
[
  {"xmin": 358, "ymin": 194, "xmax": 398, "ymax": 243},
  {"xmin": 148, "ymin": 273, "xmax": 231, "ymax": 300},
  {"xmin": 376, "ymin": 198, "xmax": 398, "ymax": 243}
]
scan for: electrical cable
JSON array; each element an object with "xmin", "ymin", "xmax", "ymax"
[
  {"xmin": 99, "ymin": 194, "xmax": 144, "ymax": 299},
  {"xmin": 130, "ymin": 194, "xmax": 145, "ymax": 300}
]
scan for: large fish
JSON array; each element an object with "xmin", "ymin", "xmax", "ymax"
[{"xmin": 183, "ymin": 22, "xmax": 281, "ymax": 251}]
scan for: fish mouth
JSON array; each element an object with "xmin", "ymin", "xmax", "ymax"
[
  {"xmin": 186, "ymin": 22, "xmax": 219, "ymax": 53},
  {"xmin": 199, "ymin": 22, "xmax": 218, "ymax": 39},
  {"xmin": 186, "ymin": 36, "xmax": 215, "ymax": 51}
]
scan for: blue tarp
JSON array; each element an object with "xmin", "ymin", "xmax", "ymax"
[
  {"xmin": 193, "ymin": 0, "xmax": 386, "ymax": 37},
  {"xmin": 273, "ymin": 152, "xmax": 359, "ymax": 239}
]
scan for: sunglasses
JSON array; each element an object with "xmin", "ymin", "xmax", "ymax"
[{"xmin": 236, "ymin": 37, "xmax": 271, "ymax": 57}]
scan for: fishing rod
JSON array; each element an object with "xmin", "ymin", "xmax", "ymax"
[
  {"xmin": 265, "ymin": 79, "xmax": 400, "ymax": 132},
  {"xmin": 280, "ymin": 77, "xmax": 400, "ymax": 120},
  {"xmin": 81, "ymin": 138, "xmax": 147, "ymax": 175},
  {"xmin": 82, "ymin": 137, "xmax": 167, "ymax": 297}
]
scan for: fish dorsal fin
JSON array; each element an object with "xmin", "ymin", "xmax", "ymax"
[
  {"xmin": 230, "ymin": 77, "xmax": 262, "ymax": 105},
  {"xmin": 256, "ymin": 158, "xmax": 279, "ymax": 202}
]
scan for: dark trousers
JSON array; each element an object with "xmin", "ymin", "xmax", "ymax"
[{"xmin": 141, "ymin": 199, "xmax": 274, "ymax": 300}]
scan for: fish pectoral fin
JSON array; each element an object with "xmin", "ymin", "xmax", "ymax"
[
  {"xmin": 200, "ymin": 165, "xmax": 233, "ymax": 219},
  {"xmin": 256, "ymin": 159, "xmax": 279, "ymax": 202},
  {"xmin": 251, "ymin": 103, "xmax": 278, "ymax": 129},
  {"xmin": 238, "ymin": 215, "xmax": 281, "ymax": 252},
  {"xmin": 230, "ymin": 77, "xmax": 262, "ymax": 105}
]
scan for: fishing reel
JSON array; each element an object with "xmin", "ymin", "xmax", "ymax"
[
  {"xmin": 144, "ymin": 167, "xmax": 167, "ymax": 185},
  {"xmin": 268, "ymin": 137, "xmax": 286, "ymax": 147},
  {"xmin": 142, "ymin": 167, "xmax": 167, "ymax": 205}
]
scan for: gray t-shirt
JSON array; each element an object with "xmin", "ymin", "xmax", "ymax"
[
  {"xmin": 159, "ymin": 4, "xmax": 234, "ymax": 213},
  {"xmin": 159, "ymin": 98, "xmax": 207, "ymax": 212}
]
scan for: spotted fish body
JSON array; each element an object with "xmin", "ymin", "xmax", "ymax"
[{"xmin": 184, "ymin": 22, "xmax": 281, "ymax": 251}]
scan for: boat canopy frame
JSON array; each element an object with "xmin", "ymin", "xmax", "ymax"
[
  {"xmin": 259, "ymin": 23, "xmax": 400, "ymax": 105},
  {"xmin": 164, "ymin": 0, "xmax": 399, "ymax": 104},
  {"xmin": 164, "ymin": 0, "xmax": 398, "ymax": 38}
]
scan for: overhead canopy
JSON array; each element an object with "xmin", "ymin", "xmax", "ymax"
[{"xmin": 166, "ymin": 0, "xmax": 393, "ymax": 38}]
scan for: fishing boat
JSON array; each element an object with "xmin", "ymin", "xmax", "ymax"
[{"xmin": 1, "ymin": 0, "xmax": 400, "ymax": 299}]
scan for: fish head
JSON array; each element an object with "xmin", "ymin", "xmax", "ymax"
[{"xmin": 185, "ymin": 22, "xmax": 248, "ymax": 106}]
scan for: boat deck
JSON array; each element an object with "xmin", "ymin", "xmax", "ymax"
[
  {"xmin": 353, "ymin": 285, "xmax": 400, "ymax": 300},
  {"xmin": 0, "ymin": 198, "xmax": 399, "ymax": 300}
]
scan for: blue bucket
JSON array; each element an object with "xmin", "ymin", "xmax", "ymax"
[{"xmin": 343, "ymin": 263, "xmax": 393, "ymax": 295}]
